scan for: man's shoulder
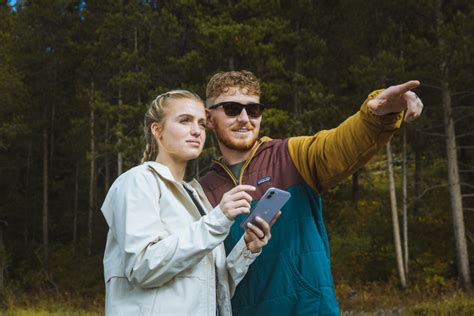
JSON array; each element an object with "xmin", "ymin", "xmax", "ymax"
[
  {"xmin": 257, "ymin": 136, "xmax": 289, "ymax": 152},
  {"xmin": 199, "ymin": 166, "xmax": 223, "ymax": 190}
]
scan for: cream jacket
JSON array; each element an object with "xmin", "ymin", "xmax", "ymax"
[{"xmin": 101, "ymin": 162, "xmax": 259, "ymax": 316}]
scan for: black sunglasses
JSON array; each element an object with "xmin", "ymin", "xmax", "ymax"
[{"xmin": 208, "ymin": 101, "xmax": 265, "ymax": 118}]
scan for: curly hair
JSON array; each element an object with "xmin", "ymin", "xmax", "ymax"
[{"xmin": 205, "ymin": 70, "xmax": 261, "ymax": 105}]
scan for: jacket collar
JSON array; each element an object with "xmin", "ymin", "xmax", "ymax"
[
  {"xmin": 210, "ymin": 136, "xmax": 273, "ymax": 174},
  {"xmin": 143, "ymin": 161, "xmax": 178, "ymax": 183},
  {"xmin": 144, "ymin": 161, "xmax": 205, "ymax": 197}
]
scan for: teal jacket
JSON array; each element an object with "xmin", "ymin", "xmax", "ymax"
[{"xmin": 200, "ymin": 91, "xmax": 403, "ymax": 315}]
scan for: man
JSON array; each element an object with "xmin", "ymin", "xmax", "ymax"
[{"xmin": 200, "ymin": 70, "xmax": 423, "ymax": 315}]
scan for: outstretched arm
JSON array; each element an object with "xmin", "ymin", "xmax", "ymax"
[{"xmin": 288, "ymin": 81, "xmax": 423, "ymax": 193}]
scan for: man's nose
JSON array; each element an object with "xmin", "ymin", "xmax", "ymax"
[{"xmin": 237, "ymin": 108, "xmax": 250, "ymax": 122}]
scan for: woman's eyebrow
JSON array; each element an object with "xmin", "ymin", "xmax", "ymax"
[{"xmin": 177, "ymin": 113, "xmax": 206, "ymax": 121}]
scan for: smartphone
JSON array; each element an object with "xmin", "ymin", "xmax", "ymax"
[{"xmin": 240, "ymin": 187, "xmax": 291, "ymax": 229}]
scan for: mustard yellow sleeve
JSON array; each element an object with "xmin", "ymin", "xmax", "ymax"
[{"xmin": 288, "ymin": 90, "xmax": 403, "ymax": 193}]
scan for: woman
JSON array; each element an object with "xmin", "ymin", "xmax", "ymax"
[{"xmin": 101, "ymin": 90, "xmax": 277, "ymax": 315}]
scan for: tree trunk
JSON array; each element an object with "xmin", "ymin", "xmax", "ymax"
[
  {"xmin": 88, "ymin": 82, "xmax": 96, "ymax": 255},
  {"xmin": 0, "ymin": 222, "xmax": 6, "ymax": 291},
  {"xmin": 292, "ymin": 21, "xmax": 301, "ymax": 116},
  {"xmin": 386, "ymin": 141, "xmax": 406, "ymax": 289},
  {"xmin": 73, "ymin": 160, "xmax": 79, "ymax": 254},
  {"xmin": 441, "ymin": 77, "xmax": 472, "ymax": 292},
  {"xmin": 352, "ymin": 171, "xmax": 359, "ymax": 203},
  {"xmin": 49, "ymin": 103, "xmax": 55, "ymax": 169},
  {"xmin": 105, "ymin": 120, "xmax": 110, "ymax": 192},
  {"xmin": 413, "ymin": 130, "xmax": 421, "ymax": 215},
  {"xmin": 228, "ymin": 56, "xmax": 235, "ymax": 71},
  {"xmin": 117, "ymin": 86, "xmax": 123, "ymax": 176},
  {"xmin": 135, "ymin": 26, "xmax": 142, "ymax": 105},
  {"xmin": 402, "ymin": 128, "xmax": 409, "ymax": 276},
  {"xmin": 42, "ymin": 126, "xmax": 49, "ymax": 267},
  {"xmin": 436, "ymin": 0, "xmax": 472, "ymax": 292},
  {"xmin": 24, "ymin": 141, "xmax": 32, "ymax": 247}
]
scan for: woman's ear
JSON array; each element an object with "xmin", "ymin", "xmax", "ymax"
[
  {"xmin": 151, "ymin": 122, "xmax": 163, "ymax": 139},
  {"xmin": 205, "ymin": 109, "xmax": 214, "ymax": 129}
]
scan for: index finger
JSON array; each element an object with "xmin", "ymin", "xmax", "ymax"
[
  {"xmin": 389, "ymin": 80, "xmax": 420, "ymax": 96},
  {"xmin": 226, "ymin": 185, "xmax": 256, "ymax": 195}
]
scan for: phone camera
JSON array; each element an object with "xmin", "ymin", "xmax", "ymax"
[{"xmin": 267, "ymin": 191, "xmax": 275, "ymax": 199}]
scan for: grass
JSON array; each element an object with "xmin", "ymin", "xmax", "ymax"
[
  {"xmin": 0, "ymin": 290, "xmax": 103, "ymax": 316},
  {"xmin": 1, "ymin": 281, "xmax": 473, "ymax": 315},
  {"xmin": 336, "ymin": 281, "xmax": 474, "ymax": 315},
  {"xmin": 1, "ymin": 310, "xmax": 100, "ymax": 316}
]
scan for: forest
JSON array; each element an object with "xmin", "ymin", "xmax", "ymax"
[{"xmin": 0, "ymin": 0, "xmax": 473, "ymax": 314}]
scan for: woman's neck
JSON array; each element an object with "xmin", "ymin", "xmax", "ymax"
[{"xmin": 155, "ymin": 155, "xmax": 187, "ymax": 182}]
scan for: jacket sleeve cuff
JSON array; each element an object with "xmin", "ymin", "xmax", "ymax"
[
  {"xmin": 207, "ymin": 205, "xmax": 234, "ymax": 230},
  {"xmin": 364, "ymin": 89, "xmax": 404, "ymax": 127},
  {"xmin": 228, "ymin": 236, "xmax": 261, "ymax": 267}
]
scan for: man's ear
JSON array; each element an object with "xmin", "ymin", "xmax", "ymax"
[
  {"xmin": 205, "ymin": 109, "xmax": 214, "ymax": 129},
  {"xmin": 151, "ymin": 122, "xmax": 163, "ymax": 139}
]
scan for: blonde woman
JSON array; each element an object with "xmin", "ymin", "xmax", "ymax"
[{"xmin": 101, "ymin": 90, "xmax": 278, "ymax": 315}]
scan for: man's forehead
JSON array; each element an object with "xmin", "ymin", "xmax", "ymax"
[
  {"xmin": 211, "ymin": 87, "xmax": 260, "ymax": 104},
  {"xmin": 222, "ymin": 87, "xmax": 250, "ymax": 96}
]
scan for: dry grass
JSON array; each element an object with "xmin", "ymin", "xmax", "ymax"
[
  {"xmin": 336, "ymin": 281, "xmax": 474, "ymax": 315},
  {"xmin": 1, "ymin": 281, "xmax": 473, "ymax": 315}
]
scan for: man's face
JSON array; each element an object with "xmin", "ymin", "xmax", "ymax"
[{"xmin": 207, "ymin": 88, "xmax": 262, "ymax": 152}]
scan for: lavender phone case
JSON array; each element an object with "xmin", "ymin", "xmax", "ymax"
[{"xmin": 240, "ymin": 187, "xmax": 291, "ymax": 228}]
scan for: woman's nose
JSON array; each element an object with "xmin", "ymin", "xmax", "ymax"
[{"xmin": 191, "ymin": 124, "xmax": 202, "ymax": 136}]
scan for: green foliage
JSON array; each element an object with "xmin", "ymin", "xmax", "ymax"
[
  {"xmin": 259, "ymin": 108, "xmax": 303, "ymax": 138},
  {"xmin": 0, "ymin": 0, "xmax": 473, "ymax": 311}
]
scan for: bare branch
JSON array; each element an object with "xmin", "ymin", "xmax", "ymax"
[
  {"xmin": 409, "ymin": 183, "xmax": 449, "ymax": 207},
  {"xmin": 461, "ymin": 183, "xmax": 474, "ymax": 189},
  {"xmin": 417, "ymin": 131, "xmax": 445, "ymax": 137},
  {"xmin": 456, "ymin": 133, "xmax": 474, "ymax": 138},
  {"xmin": 33, "ymin": 247, "xmax": 59, "ymax": 295},
  {"xmin": 462, "ymin": 194, "xmax": 474, "ymax": 198},
  {"xmin": 421, "ymin": 83, "xmax": 442, "ymax": 91},
  {"xmin": 455, "ymin": 113, "xmax": 474, "ymax": 124},
  {"xmin": 466, "ymin": 230, "xmax": 474, "ymax": 244},
  {"xmin": 452, "ymin": 89, "xmax": 474, "ymax": 96}
]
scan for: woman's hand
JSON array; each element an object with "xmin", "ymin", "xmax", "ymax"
[
  {"xmin": 244, "ymin": 212, "xmax": 281, "ymax": 253},
  {"xmin": 219, "ymin": 185, "xmax": 256, "ymax": 220}
]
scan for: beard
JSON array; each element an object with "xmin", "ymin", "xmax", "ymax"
[{"xmin": 213, "ymin": 121, "xmax": 259, "ymax": 151}]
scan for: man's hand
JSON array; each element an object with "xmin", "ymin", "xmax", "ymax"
[{"xmin": 367, "ymin": 80, "xmax": 424, "ymax": 122}]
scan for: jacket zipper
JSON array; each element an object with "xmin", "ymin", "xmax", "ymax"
[{"xmin": 212, "ymin": 139, "xmax": 263, "ymax": 185}]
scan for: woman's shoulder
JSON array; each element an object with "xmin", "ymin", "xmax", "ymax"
[
  {"xmin": 110, "ymin": 164, "xmax": 158, "ymax": 192},
  {"xmin": 120, "ymin": 163, "xmax": 154, "ymax": 179}
]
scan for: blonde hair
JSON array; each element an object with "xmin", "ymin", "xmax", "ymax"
[
  {"xmin": 141, "ymin": 90, "xmax": 203, "ymax": 163},
  {"xmin": 206, "ymin": 70, "xmax": 261, "ymax": 105}
]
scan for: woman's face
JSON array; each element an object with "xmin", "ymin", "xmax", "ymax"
[{"xmin": 153, "ymin": 98, "xmax": 206, "ymax": 164}]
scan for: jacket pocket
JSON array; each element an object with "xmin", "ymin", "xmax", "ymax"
[
  {"xmin": 152, "ymin": 275, "xmax": 206, "ymax": 315},
  {"xmin": 106, "ymin": 276, "xmax": 153, "ymax": 316},
  {"xmin": 285, "ymin": 255, "xmax": 321, "ymax": 299}
]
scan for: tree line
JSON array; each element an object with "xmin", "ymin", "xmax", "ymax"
[{"xmin": 0, "ymin": 0, "xmax": 473, "ymax": 298}]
